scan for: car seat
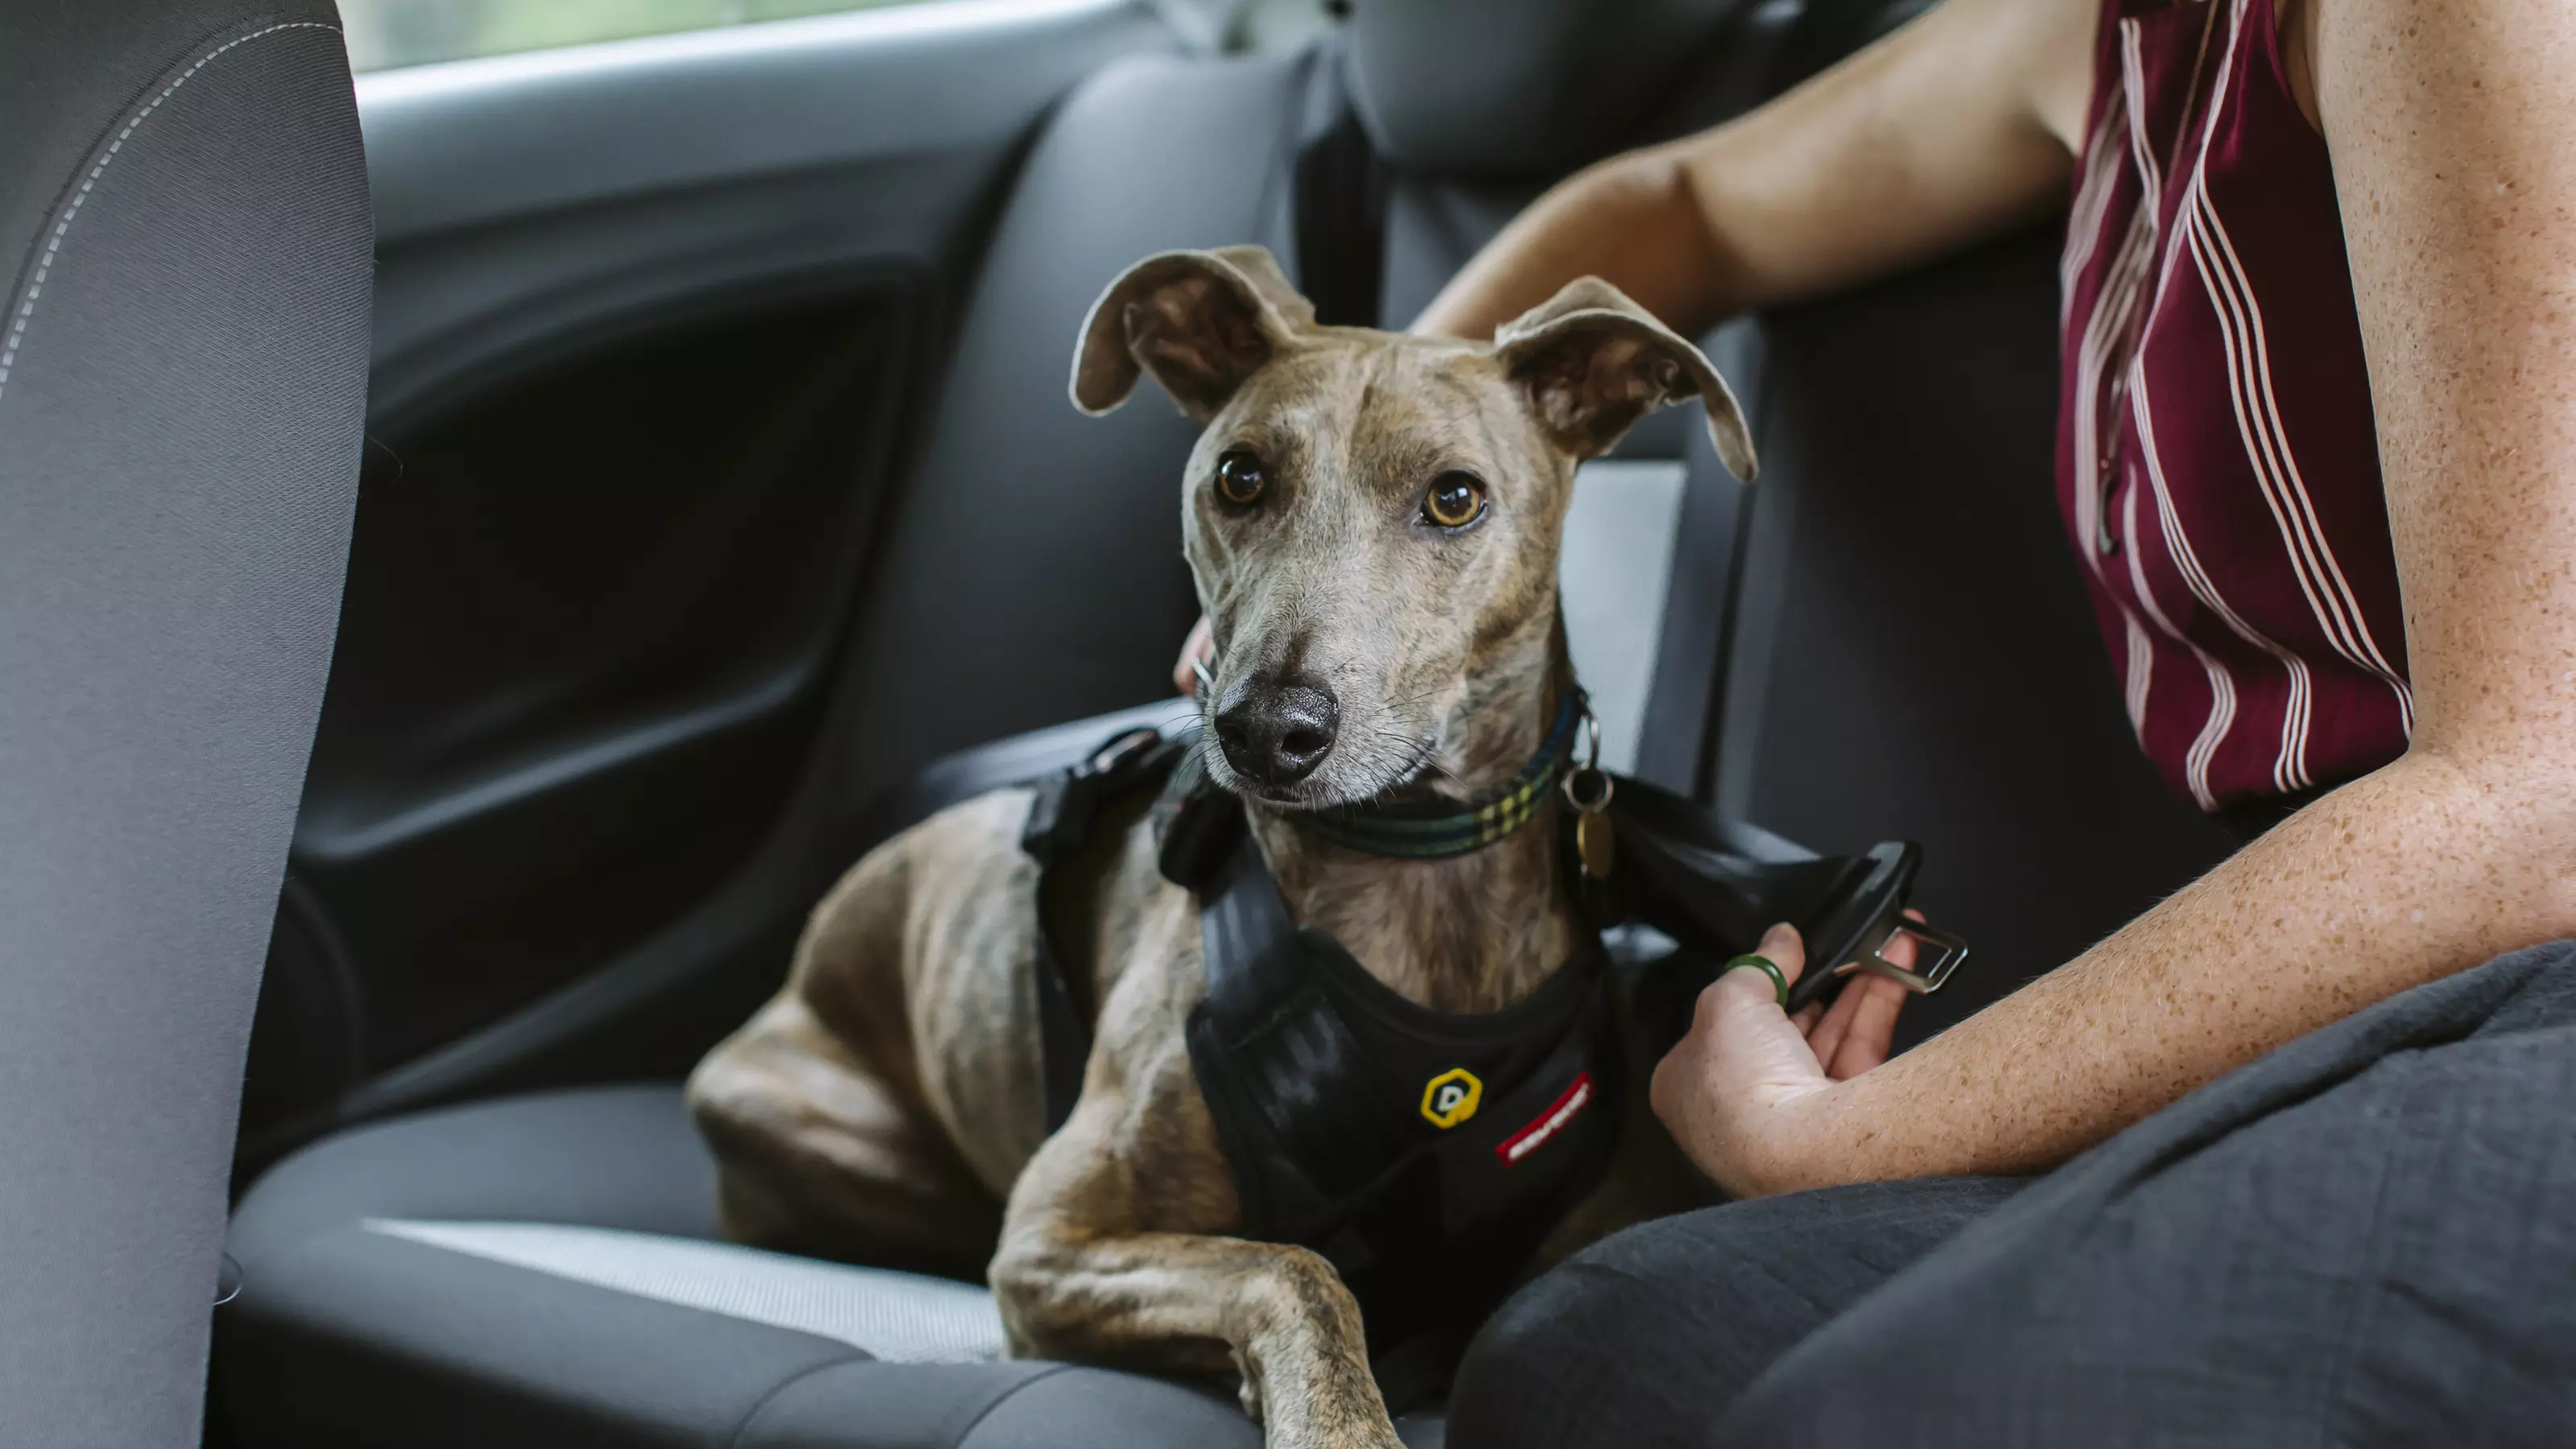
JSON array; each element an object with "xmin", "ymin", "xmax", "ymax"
[{"xmin": 0, "ymin": 2, "xmax": 371, "ymax": 1445}]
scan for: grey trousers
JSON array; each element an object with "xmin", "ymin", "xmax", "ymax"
[{"xmin": 1449, "ymin": 939, "xmax": 2576, "ymax": 1447}]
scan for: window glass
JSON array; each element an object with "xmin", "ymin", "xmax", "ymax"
[{"xmin": 339, "ymin": 0, "xmax": 943, "ymax": 72}]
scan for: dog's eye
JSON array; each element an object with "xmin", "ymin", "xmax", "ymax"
[
  {"xmin": 1421, "ymin": 472, "xmax": 1488, "ymax": 530},
  {"xmin": 1215, "ymin": 449, "xmax": 1267, "ymax": 507}
]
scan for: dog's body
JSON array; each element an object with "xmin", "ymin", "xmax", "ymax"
[{"xmin": 688, "ymin": 248, "xmax": 1757, "ymax": 1449}]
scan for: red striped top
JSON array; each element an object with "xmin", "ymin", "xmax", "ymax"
[{"xmin": 2058, "ymin": 0, "xmax": 2412, "ymax": 811}]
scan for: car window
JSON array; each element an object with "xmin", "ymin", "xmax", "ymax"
[{"xmin": 338, "ymin": 0, "xmax": 952, "ymax": 72}]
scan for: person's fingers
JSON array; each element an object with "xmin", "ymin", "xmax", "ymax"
[
  {"xmin": 1173, "ymin": 615, "xmax": 1215, "ymax": 697},
  {"xmin": 1827, "ymin": 975, "xmax": 1909, "ymax": 1080},
  {"xmin": 1762, "ymin": 922, "xmax": 1806, "ymax": 985},
  {"xmin": 1802, "ymin": 965, "xmax": 1868, "ymax": 1067},
  {"xmin": 1791, "ymin": 1002, "xmax": 1824, "ymax": 1038},
  {"xmin": 1711, "ymin": 921, "xmax": 1805, "ymax": 1012},
  {"xmin": 1817, "ymin": 916, "xmax": 1922, "ymax": 1078}
]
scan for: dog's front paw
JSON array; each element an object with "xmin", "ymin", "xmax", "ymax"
[{"xmin": 1228, "ymin": 1345, "xmax": 1266, "ymax": 1424}]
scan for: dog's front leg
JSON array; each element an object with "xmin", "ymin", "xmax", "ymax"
[
  {"xmin": 989, "ymin": 1023, "xmax": 1401, "ymax": 1449},
  {"xmin": 994, "ymin": 1220, "xmax": 1395, "ymax": 1448}
]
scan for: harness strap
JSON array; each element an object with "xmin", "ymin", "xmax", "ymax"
[
  {"xmin": 1195, "ymin": 826, "xmax": 1300, "ymax": 1035},
  {"xmin": 1021, "ymin": 725, "xmax": 1187, "ymax": 1133}
]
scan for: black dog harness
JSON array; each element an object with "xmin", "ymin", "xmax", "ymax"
[
  {"xmin": 1172, "ymin": 712, "xmax": 1623, "ymax": 1377},
  {"xmin": 1017, "ymin": 697, "xmax": 1965, "ymax": 1393}
]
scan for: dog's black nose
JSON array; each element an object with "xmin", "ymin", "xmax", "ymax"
[{"xmin": 1214, "ymin": 679, "xmax": 1340, "ymax": 788}]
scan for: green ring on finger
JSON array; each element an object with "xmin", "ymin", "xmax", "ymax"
[{"xmin": 1724, "ymin": 953, "xmax": 1789, "ymax": 1009}]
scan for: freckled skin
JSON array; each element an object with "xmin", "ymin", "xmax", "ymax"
[{"xmin": 689, "ymin": 250, "xmax": 1753, "ymax": 1447}]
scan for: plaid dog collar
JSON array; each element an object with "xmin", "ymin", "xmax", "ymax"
[{"xmin": 1295, "ymin": 693, "xmax": 1586, "ymax": 860}]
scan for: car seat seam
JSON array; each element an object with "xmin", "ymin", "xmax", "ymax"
[
  {"xmin": 724, "ymin": 1347, "xmax": 874, "ymax": 1449},
  {"xmin": 0, "ymin": 19, "xmax": 343, "ymax": 407},
  {"xmin": 943, "ymin": 1362, "xmax": 1075, "ymax": 1447}
]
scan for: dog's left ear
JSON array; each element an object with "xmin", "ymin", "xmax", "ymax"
[
  {"xmin": 1071, "ymin": 246, "xmax": 1315, "ymax": 419},
  {"xmin": 1493, "ymin": 278, "xmax": 1759, "ymax": 481}
]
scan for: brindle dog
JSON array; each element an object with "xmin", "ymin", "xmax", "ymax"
[{"xmin": 687, "ymin": 246, "xmax": 1758, "ymax": 1449}]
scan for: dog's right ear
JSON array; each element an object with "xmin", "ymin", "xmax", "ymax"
[
  {"xmin": 1493, "ymin": 277, "xmax": 1759, "ymax": 481},
  {"xmin": 1071, "ymin": 246, "xmax": 1315, "ymax": 419}
]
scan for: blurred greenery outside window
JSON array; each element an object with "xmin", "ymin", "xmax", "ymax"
[{"xmin": 338, "ymin": 0, "xmax": 948, "ymax": 72}]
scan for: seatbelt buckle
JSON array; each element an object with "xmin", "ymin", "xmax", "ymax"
[
  {"xmin": 1843, "ymin": 914, "xmax": 1968, "ymax": 996},
  {"xmin": 1783, "ymin": 841, "xmax": 1970, "ymax": 1013}
]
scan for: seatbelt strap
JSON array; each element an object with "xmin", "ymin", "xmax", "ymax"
[{"xmin": 1292, "ymin": 37, "xmax": 1389, "ymax": 328}]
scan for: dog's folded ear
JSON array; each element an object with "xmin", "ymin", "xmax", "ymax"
[
  {"xmin": 1071, "ymin": 246, "xmax": 1316, "ymax": 419},
  {"xmin": 1492, "ymin": 278, "xmax": 1760, "ymax": 481}
]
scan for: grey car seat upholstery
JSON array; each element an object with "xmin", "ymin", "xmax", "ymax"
[{"xmin": 0, "ymin": 3, "xmax": 369, "ymax": 1447}]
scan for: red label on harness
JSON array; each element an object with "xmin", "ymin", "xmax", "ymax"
[{"xmin": 1495, "ymin": 1072, "xmax": 1594, "ymax": 1166}]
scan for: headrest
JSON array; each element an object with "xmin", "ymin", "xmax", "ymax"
[{"xmin": 1344, "ymin": 0, "xmax": 1754, "ymax": 178}]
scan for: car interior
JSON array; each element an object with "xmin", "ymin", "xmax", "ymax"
[{"xmin": 4, "ymin": 1, "xmax": 2260, "ymax": 1445}]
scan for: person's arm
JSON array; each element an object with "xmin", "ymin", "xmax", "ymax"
[
  {"xmin": 1410, "ymin": 0, "xmax": 2097, "ymax": 341},
  {"xmin": 1654, "ymin": 0, "xmax": 2576, "ymax": 1198}
]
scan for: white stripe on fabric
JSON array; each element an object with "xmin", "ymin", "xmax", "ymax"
[
  {"xmin": 2107, "ymin": 4, "xmax": 2309, "ymax": 796},
  {"xmin": 2186, "ymin": 200, "xmax": 2416, "ymax": 729},
  {"xmin": 2056, "ymin": 13, "xmax": 2184, "ymax": 737},
  {"xmin": 2069, "ymin": 120, "xmax": 2161, "ymax": 589},
  {"xmin": 2060, "ymin": 102, "xmax": 2128, "ymax": 328},
  {"xmin": 365, "ymin": 1219, "xmax": 1008, "ymax": 1363},
  {"xmin": 2079, "ymin": 221, "xmax": 2153, "ymax": 574},
  {"xmin": 2067, "ymin": 18, "xmax": 2173, "ymax": 591},
  {"xmin": 2121, "ymin": 611, "xmax": 2155, "ymax": 737},
  {"xmin": 2182, "ymin": 213, "xmax": 2320, "ymax": 790},
  {"xmin": 2120, "ymin": 489, "xmax": 2156, "ymax": 737},
  {"xmin": 2119, "ymin": 20, "xmax": 2167, "ymax": 198},
  {"xmin": 2119, "ymin": 436, "xmax": 2235, "ymax": 810},
  {"xmin": 2161, "ymin": 0, "xmax": 2402, "ymax": 776},
  {"xmin": 2070, "ymin": 216, "xmax": 2149, "ymax": 577},
  {"xmin": 2135, "ymin": 357, "xmax": 2321, "ymax": 798},
  {"xmin": 2132, "ymin": 367, "xmax": 2310, "ymax": 808}
]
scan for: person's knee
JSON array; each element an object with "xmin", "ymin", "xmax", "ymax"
[
  {"xmin": 1451, "ymin": 1208, "xmax": 1813, "ymax": 1449},
  {"xmin": 1448, "ymin": 1257, "xmax": 1681, "ymax": 1449}
]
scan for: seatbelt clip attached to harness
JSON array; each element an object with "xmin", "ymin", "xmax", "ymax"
[{"xmin": 1560, "ymin": 711, "xmax": 1615, "ymax": 882}]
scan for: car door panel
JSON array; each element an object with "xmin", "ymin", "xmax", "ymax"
[{"xmin": 241, "ymin": 0, "xmax": 1180, "ymax": 1170}]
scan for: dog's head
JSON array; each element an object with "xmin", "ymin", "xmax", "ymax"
[{"xmin": 1074, "ymin": 246, "xmax": 1756, "ymax": 810}]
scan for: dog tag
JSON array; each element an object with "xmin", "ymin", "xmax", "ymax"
[{"xmin": 1564, "ymin": 767, "xmax": 1615, "ymax": 881}]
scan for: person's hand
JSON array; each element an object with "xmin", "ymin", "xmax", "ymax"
[
  {"xmin": 1648, "ymin": 918, "xmax": 1918, "ymax": 1198},
  {"xmin": 1173, "ymin": 614, "xmax": 1216, "ymax": 697}
]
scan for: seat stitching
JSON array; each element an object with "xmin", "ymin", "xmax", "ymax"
[
  {"xmin": 0, "ymin": 19, "xmax": 342, "ymax": 407},
  {"xmin": 724, "ymin": 1347, "xmax": 874, "ymax": 1449},
  {"xmin": 943, "ymin": 1362, "xmax": 1075, "ymax": 1448},
  {"xmin": 724, "ymin": 1356, "xmax": 1073, "ymax": 1449}
]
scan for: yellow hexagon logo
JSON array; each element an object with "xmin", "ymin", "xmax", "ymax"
[{"xmin": 1420, "ymin": 1067, "xmax": 1484, "ymax": 1129}]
